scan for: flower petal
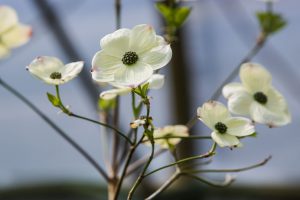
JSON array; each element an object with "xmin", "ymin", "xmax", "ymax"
[
  {"xmin": 61, "ymin": 61, "xmax": 84, "ymax": 82},
  {"xmin": 197, "ymin": 101, "xmax": 231, "ymax": 130},
  {"xmin": 91, "ymin": 50, "xmax": 122, "ymax": 82},
  {"xmin": 129, "ymin": 24, "xmax": 157, "ymax": 53},
  {"xmin": 227, "ymin": 91, "xmax": 253, "ymax": 116},
  {"xmin": 225, "ymin": 117, "xmax": 255, "ymax": 137},
  {"xmin": 265, "ymin": 87, "xmax": 289, "ymax": 113},
  {"xmin": 113, "ymin": 62, "xmax": 153, "ymax": 87},
  {"xmin": 153, "ymin": 125, "xmax": 189, "ymax": 149},
  {"xmin": 240, "ymin": 63, "xmax": 272, "ymax": 93},
  {"xmin": 100, "ymin": 88, "xmax": 131, "ymax": 100},
  {"xmin": 147, "ymin": 74, "xmax": 165, "ymax": 89},
  {"xmin": 250, "ymin": 102, "xmax": 291, "ymax": 127},
  {"xmin": 140, "ymin": 44, "xmax": 172, "ymax": 70},
  {"xmin": 100, "ymin": 28, "xmax": 131, "ymax": 57},
  {"xmin": 211, "ymin": 131, "xmax": 240, "ymax": 148},
  {"xmin": 0, "ymin": 44, "xmax": 9, "ymax": 59},
  {"xmin": 27, "ymin": 56, "xmax": 64, "ymax": 80},
  {"xmin": 1, "ymin": 24, "xmax": 32, "ymax": 48},
  {"xmin": 0, "ymin": 6, "xmax": 18, "ymax": 34},
  {"xmin": 222, "ymin": 82, "xmax": 246, "ymax": 99}
]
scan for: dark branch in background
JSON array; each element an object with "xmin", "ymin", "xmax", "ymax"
[
  {"xmin": 0, "ymin": 78, "xmax": 108, "ymax": 181},
  {"xmin": 32, "ymin": 0, "xmax": 99, "ymax": 106},
  {"xmin": 162, "ymin": 0, "xmax": 195, "ymax": 162}
]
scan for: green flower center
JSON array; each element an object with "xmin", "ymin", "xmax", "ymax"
[
  {"xmin": 214, "ymin": 122, "xmax": 227, "ymax": 134},
  {"xmin": 122, "ymin": 51, "xmax": 138, "ymax": 65},
  {"xmin": 253, "ymin": 91, "xmax": 268, "ymax": 104},
  {"xmin": 50, "ymin": 72, "xmax": 62, "ymax": 79}
]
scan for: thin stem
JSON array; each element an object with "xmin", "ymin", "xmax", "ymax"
[
  {"xmin": 145, "ymin": 170, "xmax": 181, "ymax": 200},
  {"xmin": 54, "ymin": 85, "xmax": 132, "ymax": 145},
  {"xmin": 127, "ymin": 100, "xmax": 154, "ymax": 200},
  {"xmin": 186, "ymin": 155, "xmax": 272, "ymax": 174},
  {"xmin": 126, "ymin": 148, "xmax": 167, "ymax": 177},
  {"xmin": 114, "ymin": 130, "xmax": 142, "ymax": 200},
  {"xmin": 127, "ymin": 140, "xmax": 155, "ymax": 200},
  {"xmin": 0, "ymin": 78, "xmax": 109, "ymax": 181},
  {"xmin": 69, "ymin": 113, "xmax": 133, "ymax": 145},
  {"xmin": 186, "ymin": 38, "xmax": 267, "ymax": 129},
  {"xmin": 183, "ymin": 173, "xmax": 235, "ymax": 188},
  {"xmin": 144, "ymin": 142, "xmax": 216, "ymax": 178},
  {"xmin": 142, "ymin": 135, "xmax": 211, "ymax": 142}
]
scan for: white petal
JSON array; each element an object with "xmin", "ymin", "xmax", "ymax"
[
  {"xmin": 265, "ymin": 87, "xmax": 289, "ymax": 113},
  {"xmin": 153, "ymin": 125, "xmax": 189, "ymax": 149},
  {"xmin": 0, "ymin": 6, "xmax": 18, "ymax": 34},
  {"xmin": 61, "ymin": 61, "xmax": 84, "ymax": 82},
  {"xmin": 227, "ymin": 91, "xmax": 253, "ymax": 116},
  {"xmin": 140, "ymin": 44, "xmax": 172, "ymax": 70},
  {"xmin": 91, "ymin": 50, "xmax": 122, "ymax": 82},
  {"xmin": 147, "ymin": 74, "xmax": 165, "ymax": 89},
  {"xmin": 225, "ymin": 117, "xmax": 255, "ymax": 137},
  {"xmin": 129, "ymin": 24, "xmax": 157, "ymax": 53},
  {"xmin": 100, "ymin": 28, "xmax": 130, "ymax": 57},
  {"xmin": 27, "ymin": 56, "xmax": 64, "ymax": 81},
  {"xmin": 240, "ymin": 63, "xmax": 272, "ymax": 93},
  {"xmin": 113, "ymin": 62, "xmax": 153, "ymax": 87},
  {"xmin": 222, "ymin": 82, "xmax": 246, "ymax": 99},
  {"xmin": 1, "ymin": 24, "xmax": 32, "ymax": 48},
  {"xmin": 0, "ymin": 44, "xmax": 9, "ymax": 59},
  {"xmin": 211, "ymin": 131, "xmax": 240, "ymax": 148},
  {"xmin": 197, "ymin": 101, "xmax": 230, "ymax": 130},
  {"xmin": 100, "ymin": 88, "xmax": 131, "ymax": 100},
  {"xmin": 250, "ymin": 102, "xmax": 291, "ymax": 127}
]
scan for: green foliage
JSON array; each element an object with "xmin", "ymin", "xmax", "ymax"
[
  {"xmin": 156, "ymin": 2, "xmax": 191, "ymax": 29},
  {"xmin": 98, "ymin": 98, "xmax": 116, "ymax": 111},
  {"xmin": 133, "ymin": 83, "xmax": 149, "ymax": 98},
  {"xmin": 256, "ymin": 12, "xmax": 287, "ymax": 35},
  {"xmin": 47, "ymin": 93, "xmax": 60, "ymax": 107}
]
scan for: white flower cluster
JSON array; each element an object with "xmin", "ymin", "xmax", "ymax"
[
  {"xmin": 198, "ymin": 63, "xmax": 291, "ymax": 148},
  {"xmin": 25, "ymin": 23, "xmax": 291, "ymax": 150}
]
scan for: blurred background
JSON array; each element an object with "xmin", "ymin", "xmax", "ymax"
[{"xmin": 0, "ymin": 0, "xmax": 300, "ymax": 199}]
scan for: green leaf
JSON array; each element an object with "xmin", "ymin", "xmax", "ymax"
[
  {"xmin": 98, "ymin": 98, "xmax": 116, "ymax": 111},
  {"xmin": 141, "ymin": 83, "xmax": 150, "ymax": 97},
  {"xmin": 155, "ymin": 2, "xmax": 173, "ymax": 24},
  {"xmin": 174, "ymin": 7, "xmax": 191, "ymax": 27},
  {"xmin": 249, "ymin": 132, "xmax": 257, "ymax": 138},
  {"xmin": 47, "ymin": 93, "xmax": 60, "ymax": 107},
  {"xmin": 256, "ymin": 12, "xmax": 287, "ymax": 35}
]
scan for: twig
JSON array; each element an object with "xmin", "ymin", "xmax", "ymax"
[
  {"xmin": 144, "ymin": 142, "xmax": 216, "ymax": 178},
  {"xmin": 142, "ymin": 135, "xmax": 211, "ymax": 143},
  {"xmin": 145, "ymin": 170, "xmax": 181, "ymax": 200},
  {"xmin": 186, "ymin": 155, "xmax": 272, "ymax": 174},
  {"xmin": 0, "ymin": 78, "xmax": 109, "ymax": 181},
  {"xmin": 183, "ymin": 173, "xmax": 235, "ymax": 188},
  {"xmin": 126, "ymin": 148, "xmax": 167, "ymax": 177}
]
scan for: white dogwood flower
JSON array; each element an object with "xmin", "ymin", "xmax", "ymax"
[
  {"xmin": 197, "ymin": 101, "xmax": 255, "ymax": 148},
  {"xmin": 26, "ymin": 56, "xmax": 84, "ymax": 85},
  {"xmin": 91, "ymin": 24, "xmax": 172, "ymax": 87},
  {"xmin": 100, "ymin": 74, "xmax": 165, "ymax": 100},
  {"xmin": 151, "ymin": 125, "xmax": 189, "ymax": 149},
  {"xmin": 223, "ymin": 63, "xmax": 291, "ymax": 127},
  {"xmin": 0, "ymin": 6, "xmax": 32, "ymax": 59}
]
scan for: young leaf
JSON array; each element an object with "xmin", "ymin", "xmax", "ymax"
[
  {"xmin": 256, "ymin": 12, "xmax": 287, "ymax": 35},
  {"xmin": 47, "ymin": 93, "xmax": 60, "ymax": 107},
  {"xmin": 155, "ymin": 2, "xmax": 173, "ymax": 25},
  {"xmin": 174, "ymin": 6, "xmax": 192, "ymax": 27}
]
